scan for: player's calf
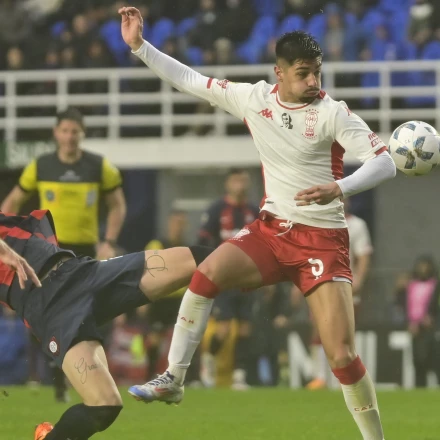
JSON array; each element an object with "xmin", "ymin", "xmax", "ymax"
[{"xmin": 37, "ymin": 404, "xmax": 123, "ymax": 439}]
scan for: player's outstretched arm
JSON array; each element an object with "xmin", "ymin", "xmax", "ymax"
[
  {"xmin": 0, "ymin": 239, "xmax": 41, "ymax": 289},
  {"xmin": 119, "ymin": 6, "xmax": 253, "ymax": 119},
  {"xmin": 119, "ymin": 7, "xmax": 212, "ymax": 98}
]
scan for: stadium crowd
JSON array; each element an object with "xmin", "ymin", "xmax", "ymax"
[{"xmin": 1, "ymin": 0, "xmax": 440, "ymax": 71}]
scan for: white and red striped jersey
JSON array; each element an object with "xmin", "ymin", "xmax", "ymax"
[
  {"xmin": 133, "ymin": 41, "xmax": 391, "ymax": 229},
  {"xmin": 203, "ymin": 79, "xmax": 387, "ymax": 228}
]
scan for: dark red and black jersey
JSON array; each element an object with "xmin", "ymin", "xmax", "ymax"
[
  {"xmin": 197, "ymin": 197, "xmax": 259, "ymax": 248},
  {"xmin": 0, "ymin": 210, "xmax": 74, "ymax": 313}
]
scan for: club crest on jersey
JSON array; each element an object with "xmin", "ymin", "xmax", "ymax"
[
  {"xmin": 303, "ymin": 109, "xmax": 319, "ymax": 139},
  {"xmin": 281, "ymin": 113, "xmax": 293, "ymax": 129}
]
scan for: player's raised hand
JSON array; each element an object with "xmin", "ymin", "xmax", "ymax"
[
  {"xmin": 118, "ymin": 6, "xmax": 144, "ymax": 51},
  {"xmin": 0, "ymin": 240, "xmax": 41, "ymax": 289},
  {"xmin": 294, "ymin": 182, "xmax": 342, "ymax": 206}
]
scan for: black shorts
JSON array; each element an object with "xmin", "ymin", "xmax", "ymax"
[
  {"xmin": 211, "ymin": 289, "xmax": 254, "ymax": 322},
  {"xmin": 58, "ymin": 242, "xmax": 96, "ymax": 258},
  {"xmin": 146, "ymin": 296, "xmax": 182, "ymax": 332},
  {"xmin": 22, "ymin": 252, "xmax": 147, "ymax": 367}
]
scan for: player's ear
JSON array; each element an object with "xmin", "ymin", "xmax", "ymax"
[{"xmin": 274, "ymin": 65, "xmax": 283, "ymax": 83}]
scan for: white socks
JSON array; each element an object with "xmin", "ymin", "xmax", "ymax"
[
  {"xmin": 166, "ymin": 289, "xmax": 214, "ymax": 385},
  {"xmin": 341, "ymin": 371, "xmax": 384, "ymax": 440}
]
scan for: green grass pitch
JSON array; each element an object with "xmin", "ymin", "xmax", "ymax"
[{"xmin": 1, "ymin": 386, "xmax": 439, "ymax": 439}]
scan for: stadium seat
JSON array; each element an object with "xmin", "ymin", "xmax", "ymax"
[
  {"xmin": 100, "ymin": 20, "xmax": 132, "ymax": 66},
  {"xmin": 176, "ymin": 17, "xmax": 197, "ymax": 37},
  {"xmin": 252, "ymin": 0, "xmax": 283, "ymax": 17},
  {"xmin": 387, "ymin": 10, "xmax": 410, "ymax": 44},
  {"xmin": 236, "ymin": 41, "xmax": 262, "ymax": 64},
  {"xmin": 185, "ymin": 46, "xmax": 204, "ymax": 66},
  {"xmin": 51, "ymin": 21, "xmax": 66, "ymax": 37},
  {"xmin": 150, "ymin": 18, "xmax": 176, "ymax": 50},
  {"xmin": 278, "ymin": 15, "xmax": 306, "ymax": 37},
  {"xmin": 306, "ymin": 14, "xmax": 326, "ymax": 46}
]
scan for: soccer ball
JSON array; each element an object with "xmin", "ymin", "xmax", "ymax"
[{"xmin": 388, "ymin": 121, "xmax": 440, "ymax": 176}]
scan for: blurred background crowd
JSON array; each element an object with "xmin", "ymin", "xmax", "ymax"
[{"xmin": 1, "ymin": 0, "xmax": 440, "ymax": 69}]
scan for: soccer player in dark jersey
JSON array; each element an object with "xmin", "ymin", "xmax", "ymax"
[
  {"xmin": 197, "ymin": 169, "xmax": 259, "ymax": 389},
  {"xmin": 0, "ymin": 209, "xmax": 212, "ymax": 440}
]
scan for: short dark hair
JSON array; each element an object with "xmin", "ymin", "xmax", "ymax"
[
  {"xmin": 275, "ymin": 31, "xmax": 323, "ymax": 65},
  {"xmin": 56, "ymin": 107, "xmax": 84, "ymax": 129}
]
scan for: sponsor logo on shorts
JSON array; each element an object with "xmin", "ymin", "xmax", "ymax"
[
  {"xmin": 49, "ymin": 337, "xmax": 60, "ymax": 356},
  {"xmin": 231, "ymin": 227, "xmax": 251, "ymax": 241}
]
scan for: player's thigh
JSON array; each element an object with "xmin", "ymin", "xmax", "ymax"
[
  {"xmin": 140, "ymin": 247, "xmax": 196, "ymax": 300},
  {"xmin": 199, "ymin": 242, "xmax": 270, "ymax": 290},
  {"xmin": 305, "ymin": 281, "xmax": 356, "ymax": 369},
  {"xmin": 62, "ymin": 340, "xmax": 122, "ymax": 407}
]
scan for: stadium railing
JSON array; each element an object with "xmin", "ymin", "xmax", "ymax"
[{"xmin": 0, "ymin": 60, "xmax": 439, "ymax": 167}]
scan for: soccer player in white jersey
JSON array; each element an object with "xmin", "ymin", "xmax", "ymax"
[{"xmin": 119, "ymin": 7, "xmax": 395, "ymax": 439}]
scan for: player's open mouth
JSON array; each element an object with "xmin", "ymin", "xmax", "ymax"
[{"xmin": 305, "ymin": 90, "xmax": 319, "ymax": 95}]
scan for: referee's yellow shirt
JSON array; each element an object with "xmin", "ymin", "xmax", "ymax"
[{"xmin": 19, "ymin": 151, "xmax": 122, "ymax": 245}]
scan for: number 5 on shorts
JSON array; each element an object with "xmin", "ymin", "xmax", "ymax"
[{"xmin": 308, "ymin": 258, "xmax": 324, "ymax": 277}]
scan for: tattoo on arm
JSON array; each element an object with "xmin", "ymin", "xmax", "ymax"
[
  {"xmin": 74, "ymin": 358, "xmax": 100, "ymax": 384},
  {"xmin": 145, "ymin": 250, "xmax": 168, "ymax": 278}
]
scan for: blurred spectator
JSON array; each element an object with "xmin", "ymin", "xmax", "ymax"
[
  {"xmin": 405, "ymin": 255, "xmax": 440, "ymax": 387},
  {"xmin": 284, "ymin": 0, "xmax": 327, "ymax": 19},
  {"xmin": 198, "ymin": 169, "xmax": 259, "ymax": 389},
  {"xmin": 322, "ymin": 3, "xmax": 345, "ymax": 62},
  {"xmin": 408, "ymin": 0, "xmax": 434, "ymax": 42},
  {"xmin": 344, "ymin": 199, "xmax": 373, "ymax": 314},
  {"xmin": 247, "ymin": 284, "xmax": 293, "ymax": 386},
  {"xmin": 217, "ymin": 0, "xmax": 255, "ymax": 45},
  {"xmin": 188, "ymin": 0, "xmax": 221, "ymax": 50},
  {"xmin": 0, "ymin": 0, "xmax": 32, "ymax": 47}
]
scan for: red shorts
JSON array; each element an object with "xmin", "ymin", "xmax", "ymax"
[{"xmin": 226, "ymin": 213, "xmax": 352, "ymax": 295}]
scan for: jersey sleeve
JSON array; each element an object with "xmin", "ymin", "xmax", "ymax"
[
  {"xmin": 333, "ymin": 102, "xmax": 387, "ymax": 163},
  {"xmin": 197, "ymin": 203, "xmax": 220, "ymax": 247},
  {"xmin": 351, "ymin": 220, "xmax": 373, "ymax": 257},
  {"xmin": 18, "ymin": 160, "xmax": 37, "ymax": 192},
  {"xmin": 132, "ymin": 40, "xmax": 255, "ymax": 120},
  {"xmin": 205, "ymin": 79, "xmax": 256, "ymax": 119},
  {"xmin": 101, "ymin": 158, "xmax": 122, "ymax": 192}
]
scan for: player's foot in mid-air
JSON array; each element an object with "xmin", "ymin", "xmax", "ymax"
[
  {"xmin": 34, "ymin": 422, "xmax": 53, "ymax": 440},
  {"xmin": 128, "ymin": 371, "xmax": 184, "ymax": 404}
]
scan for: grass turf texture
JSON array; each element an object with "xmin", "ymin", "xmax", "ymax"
[{"xmin": 0, "ymin": 387, "xmax": 438, "ymax": 439}]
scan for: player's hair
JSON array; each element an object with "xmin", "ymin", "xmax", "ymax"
[
  {"xmin": 56, "ymin": 107, "xmax": 85, "ymax": 129},
  {"xmin": 275, "ymin": 31, "xmax": 323, "ymax": 65}
]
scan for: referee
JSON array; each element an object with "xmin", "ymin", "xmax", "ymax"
[
  {"xmin": 1, "ymin": 107, "xmax": 126, "ymax": 401},
  {"xmin": 1, "ymin": 107, "xmax": 126, "ymax": 259}
]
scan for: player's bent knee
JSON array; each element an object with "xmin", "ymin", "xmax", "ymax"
[{"xmin": 86, "ymin": 405, "xmax": 123, "ymax": 432}]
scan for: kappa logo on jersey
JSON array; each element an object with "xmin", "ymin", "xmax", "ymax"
[
  {"xmin": 281, "ymin": 113, "xmax": 293, "ymax": 129},
  {"xmin": 217, "ymin": 79, "xmax": 230, "ymax": 89},
  {"xmin": 231, "ymin": 227, "xmax": 251, "ymax": 241},
  {"xmin": 259, "ymin": 108, "xmax": 274, "ymax": 120},
  {"xmin": 303, "ymin": 109, "xmax": 319, "ymax": 139}
]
